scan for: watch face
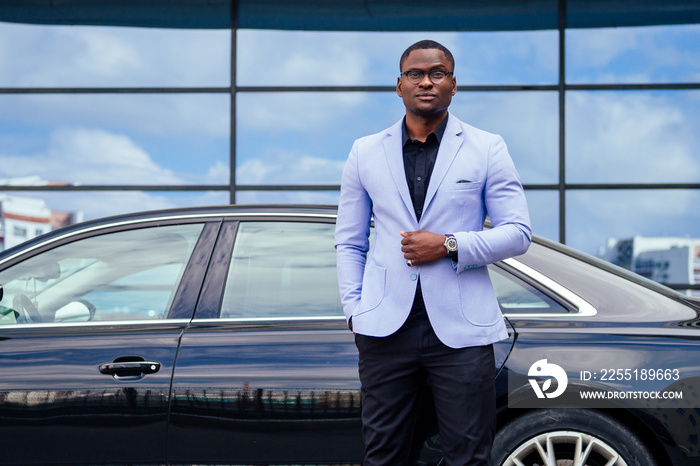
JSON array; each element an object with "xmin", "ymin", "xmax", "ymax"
[{"xmin": 446, "ymin": 237, "xmax": 458, "ymax": 251}]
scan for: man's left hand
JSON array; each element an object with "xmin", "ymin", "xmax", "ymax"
[{"xmin": 400, "ymin": 230, "xmax": 447, "ymax": 266}]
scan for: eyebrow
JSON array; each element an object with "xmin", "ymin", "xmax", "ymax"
[{"xmin": 404, "ymin": 66, "xmax": 450, "ymax": 72}]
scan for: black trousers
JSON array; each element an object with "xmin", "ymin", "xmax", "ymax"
[{"xmin": 354, "ymin": 302, "xmax": 496, "ymax": 466}]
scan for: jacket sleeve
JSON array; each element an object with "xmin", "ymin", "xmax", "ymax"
[
  {"xmin": 454, "ymin": 135, "xmax": 532, "ymax": 273},
  {"xmin": 334, "ymin": 140, "xmax": 373, "ymax": 322}
]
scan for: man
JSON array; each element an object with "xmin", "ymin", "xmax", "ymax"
[{"xmin": 335, "ymin": 40, "xmax": 531, "ymax": 465}]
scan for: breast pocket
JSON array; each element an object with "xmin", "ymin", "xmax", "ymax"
[
  {"xmin": 445, "ymin": 181, "xmax": 484, "ymax": 224},
  {"xmin": 447, "ymin": 180, "xmax": 483, "ymax": 192},
  {"xmin": 447, "ymin": 181, "xmax": 484, "ymax": 206}
]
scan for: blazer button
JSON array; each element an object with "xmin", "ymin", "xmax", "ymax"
[{"xmin": 410, "ymin": 274, "xmax": 418, "ymax": 281}]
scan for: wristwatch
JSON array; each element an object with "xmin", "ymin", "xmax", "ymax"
[{"xmin": 443, "ymin": 234, "xmax": 458, "ymax": 257}]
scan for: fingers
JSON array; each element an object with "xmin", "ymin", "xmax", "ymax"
[
  {"xmin": 401, "ymin": 231, "xmax": 416, "ymax": 265},
  {"xmin": 401, "ymin": 230, "xmax": 425, "ymax": 248},
  {"xmin": 400, "ymin": 230, "xmax": 446, "ymax": 266},
  {"xmin": 401, "ymin": 230, "xmax": 418, "ymax": 252}
]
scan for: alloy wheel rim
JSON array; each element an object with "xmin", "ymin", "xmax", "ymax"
[{"xmin": 502, "ymin": 430, "xmax": 629, "ymax": 466}]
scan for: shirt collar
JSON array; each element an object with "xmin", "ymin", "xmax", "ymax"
[{"xmin": 402, "ymin": 113, "xmax": 449, "ymax": 146}]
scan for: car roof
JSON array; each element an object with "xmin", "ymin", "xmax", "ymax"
[{"xmin": 0, "ymin": 204, "xmax": 337, "ymax": 256}]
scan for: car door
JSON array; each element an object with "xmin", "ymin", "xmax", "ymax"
[
  {"xmin": 0, "ymin": 219, "xmax": 219, "ymax": 465},
  {"xmin": 168, "ymin": 219, "xmax": 365, "ymax": 465},
  {"xmin": 168, "ymin": 218, "xmax": 521, "ymax": 465}
]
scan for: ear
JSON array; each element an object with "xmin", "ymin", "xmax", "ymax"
[
  {"xmin": 451, "ymin": 75, "xmax": 457, "ymax": 96},
  {"xmin": 396, "ymin": 76, "xmax": 403, "ymax": 97}
]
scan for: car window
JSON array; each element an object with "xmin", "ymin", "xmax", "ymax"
[
  {"xmin": 220, "ymin": 221, "xmax": 342, "ymax": 319},
  {"xmin": 488, "ymin": 265, "xmax": 568, "ymax": 314},
  {"xmin": 0, "ymin": 223, "xmax": 204, "ymax": 324},
  {"xmin": 214, "ymin": 221, "xmax": 563, "ymax": 320}
]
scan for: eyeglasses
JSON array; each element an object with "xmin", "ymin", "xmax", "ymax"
[{"xmin": 401, "ymin": 69, "xmax": 454, "ymax": 85}]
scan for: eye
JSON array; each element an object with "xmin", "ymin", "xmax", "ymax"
[
  {"xmin": 406, "ymin": 70, "xmax": 423, "ymax": 79},
  {"xmin": 430, "ymin": 70, "xmax": 446, "ymax": 79}
]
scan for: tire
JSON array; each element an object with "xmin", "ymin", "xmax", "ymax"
[{"xmin": 491, "ymin": 409, "xmax": 657, "ymax": 466}]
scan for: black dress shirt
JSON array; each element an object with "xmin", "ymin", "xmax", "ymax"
[
  {"xmin": 402, "ymin": 115, "xmax": 448, "ymax": 221},
  {"xmin": 402, "ymin": 115, "xmax": 448, "ymax": 314}
]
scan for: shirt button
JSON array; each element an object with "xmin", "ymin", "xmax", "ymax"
[
  {"xmin": 419, "ymin": 147, "xmax": 424, "ymax": 151},
  {"xmin": 410, "ymin": 274, "xmax": 418, "ymax": 281},
  {"xmin": 416, "ymin": 176, "xmax": 422, "ymax": 181},
  {"xmin": 416, "ymin": 209, "xmax": 422, "ymax": 215}
]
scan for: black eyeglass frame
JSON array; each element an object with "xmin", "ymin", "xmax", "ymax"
[{"xmin": 400, "ymin": 69, "xmax": 454, "ymax": 85}]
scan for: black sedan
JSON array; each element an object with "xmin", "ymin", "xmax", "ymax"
[{"xmin": 1, "ymin": 205, "xmax": 699, "ymax": 465}]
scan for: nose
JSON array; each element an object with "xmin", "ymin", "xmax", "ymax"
[{"xmin": 418, "ymin": 73, "xmax": 433, "ymax": 87}]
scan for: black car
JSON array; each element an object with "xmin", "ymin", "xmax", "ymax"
[{"xmin": 1, "ymin": 205, "xmax": 699, "ymax": 465}]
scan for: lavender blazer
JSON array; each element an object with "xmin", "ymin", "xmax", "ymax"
[{"xmin": 335, "ymin": 114, "xmax": 532, "ymax": 348}]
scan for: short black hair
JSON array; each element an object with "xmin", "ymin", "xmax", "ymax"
[{"xmin": 399, "ymin": 40, "xmax": 455, "ymax": 71}]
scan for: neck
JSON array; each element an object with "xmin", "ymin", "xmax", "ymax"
[{"xmin": 404, "ymin": 111, "xmax": 447, "ymax": 142}]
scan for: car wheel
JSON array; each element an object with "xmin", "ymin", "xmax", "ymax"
[{"xmin": 491, "ymin": 409, "xmax": 656, "ymax": 466}]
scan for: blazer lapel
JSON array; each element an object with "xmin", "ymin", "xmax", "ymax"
[
  {"xmin": 383, "ymin": 120, "xmax": 417, "ymax": 223},
  {"xmin": 423, "ymin": 114, "xmax": 463, "ymax": 215}
]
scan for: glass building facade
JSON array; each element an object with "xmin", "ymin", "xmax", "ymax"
[{"xmin": 0, "ymin": 0, "xmax": 698, "ymax": 262}]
